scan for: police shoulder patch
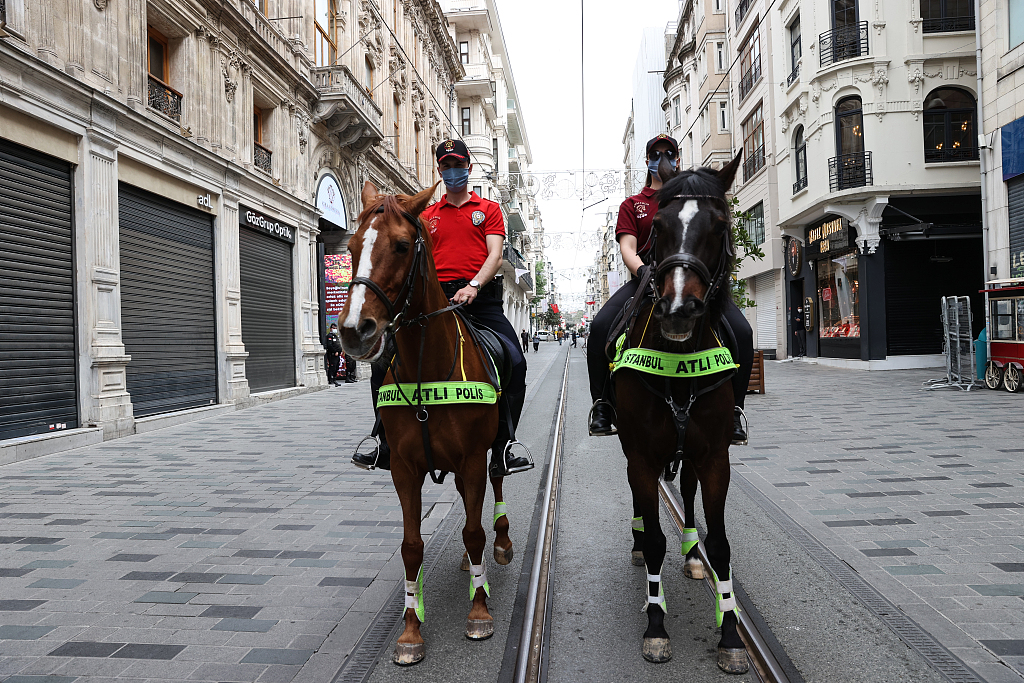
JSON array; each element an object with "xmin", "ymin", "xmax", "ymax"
[{"xmin": 471, "ymin": 210, "xmax": 486, "ymax": 226}]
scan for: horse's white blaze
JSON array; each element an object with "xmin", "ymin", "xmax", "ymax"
[
  {"xmin": 343, "ymin": 219, "xmax": 378, "ymax": 329},
  {"xmin": 670, "ymin": 200, "xmax": 700, "ymax": 313}
]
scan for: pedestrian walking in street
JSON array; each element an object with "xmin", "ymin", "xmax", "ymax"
[
  {"xmin": 532, "ymin": 332, "xmax": 540, "ymax": 352},
  {"xmin": 571, "ymin": 330, "xmax": 577, "ymax": 347},
  {"xmin": 520, "ymin": 328, "xmax": 529, "ymax": 354},
  {"xmin": 324, "ymin": 323, "xmax": 343, "ymax": 386},
  {"xmin": 349, "ymin": 138, "xmax": 530, "ymax": 478},
  {"xmin": 557, "ymin": 330, "xmax": 563, "ymax": 346}
]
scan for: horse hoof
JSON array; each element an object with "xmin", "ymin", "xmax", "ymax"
[
  {"xmin": 494, "ymin": 544, "xmax": 514, "ymax": 565},
  {"xmin": 392, "ymin": 642, "xmax": 425, "ymax": 666},
  {"xmin": 466, "ymin": 618, "xmax": 495, "ymax": 640},
  {"xmin": 631, "ymin": 550, "xmax": 645, "ymax": 566},
  {"xmin": 717, "ymin": 647, "xmax": 749, "ymax": 674},
  {"xmin": 682, "ymin": 557, "xmax": 705, "ymax": 580},
  {"xmin": 641, "ymin": 637, "xmax": 672, "ymax": 663},
  {"xmin": 460, "ymin": 552, "xmax": 470, "ymax": 571}
]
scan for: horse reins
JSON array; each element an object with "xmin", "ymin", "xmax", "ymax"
[{"xmin": 622, "ymin": 193, "xmax": 737, "ymax": 479}]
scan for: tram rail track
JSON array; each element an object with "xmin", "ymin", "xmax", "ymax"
[
  {"xmin": 512, "ymin": 348, "xmax": 794, "ymax": 683},
  {"xmin": 659, "ymin": 480, "xmax": 794, "ymax": 683}
]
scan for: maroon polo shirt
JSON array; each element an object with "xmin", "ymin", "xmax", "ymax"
[
  {"xmin": 615, "ymin": 186, "xmax": 658, "ymax": 258},
  {"xmin": 421, "ymin": 192, "xmax": 505, "ymax": 282}
]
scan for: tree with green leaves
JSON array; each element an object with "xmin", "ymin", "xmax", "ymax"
[{"xmin": 729, "ymin": 197, "xmax": 765, "ymax": 310}]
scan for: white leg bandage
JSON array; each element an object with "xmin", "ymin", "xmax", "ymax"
[
  {"xmin": 404, "ymin": 565, "xmax": 425, "ymax": 623},
  {"xmin": 469, "ymin": 562, "xmax": 490, "ymax": 599},
  {"xmin": 641, "ymin": 563, "xmax": 667, "ymax": 613}
]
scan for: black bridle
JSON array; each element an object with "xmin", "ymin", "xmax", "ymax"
[{"xmin": 651, "ymin": 193, "xmax": 734, "ymax": 308}]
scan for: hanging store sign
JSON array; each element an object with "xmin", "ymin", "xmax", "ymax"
[
  {"xmin": 316, "ymin": 173, "xmax": 348, "ymax": 232},
  {"xmin": 806, "ymin": 216, "xmax": 852, "ymax": 258},
  {"xmin": 239, "ymin": 205, "xmax": 295, "ymax": 244}
]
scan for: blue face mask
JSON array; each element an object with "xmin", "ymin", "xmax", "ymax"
[
  {"xmin": 441, "ymin": 167, "xmax": 470, "ymax": 191},
  {"xmin": 648, "ymin": 158, "xmax": 678, "ymax": 179}
]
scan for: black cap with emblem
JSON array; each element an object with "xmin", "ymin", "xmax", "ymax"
[{"xmin": 436, "ymin": 139, "xmax": 470, "ymax": 163}]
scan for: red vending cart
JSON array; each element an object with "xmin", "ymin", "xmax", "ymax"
[{"xmin": 984, "ymin": 277, "xmax": 1024, "ymax": 392}]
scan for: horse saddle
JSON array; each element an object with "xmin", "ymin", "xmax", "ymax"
[{"xmin": 456, "ymin": 311, "xmax": 513, "ymax": 391}]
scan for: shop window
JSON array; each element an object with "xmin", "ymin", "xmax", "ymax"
[
  {"xmin": 314, "ymin": 0, "xmax": 338, "ymax": 67},
  {"xmin": 923, "ymin": 87, "xmax": 978, "ymax": 162},
  {"xmin": 817, "ymin": 253, "xmax": 860, "ymax": 338}
]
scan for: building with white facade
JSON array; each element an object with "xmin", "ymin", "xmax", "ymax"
[
  {"xmin": 624, "ymin": 26, "xmax": 670, "ymax": 194},
  {"xmin": 771, "ymin": 0, "xmax": 983, "ymax": 366},
  {"xmin": 978, "ymin": 0, "xmax": 1024, "ymax": 283},
  {"xmin": 0, "ymin": 0, "xmax": 462, "ymax": 454},
  {"xmin": 444, "ymin": 0, "xmax": 538, "ymax": 334}
]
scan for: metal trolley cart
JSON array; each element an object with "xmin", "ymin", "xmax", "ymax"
[{"xmin": 983, "ymin": 277, "xmax": 1024, "ymax": 392}]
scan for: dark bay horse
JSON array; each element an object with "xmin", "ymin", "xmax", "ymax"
[
  {"xmin": 338, "ymin": 181, "xmax": 514, "ymax": 666},
  {"xmin": 613, "ymin": 153, "xmax": 749, "ymax": 674}
]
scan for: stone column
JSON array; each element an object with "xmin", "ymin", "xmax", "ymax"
[
  {"xmin": 76, "ymin": 126, "xmax": 134, "ymax": 438},
  {"xmin": 66, "ymin": 0, "xmax": 85, "ymax": 78},
  {"xmin": 124, "ymin": 0, "xmax": 144, "ymax": 108},
  {"xmin": 36, "ymin": 0, "xmax": 60, "ymax": 66},
  {"xmin": 218, "ymin": 177, "xmax": 250, "ymax": 402},
  {"xmin": 297, "ymin": 216, "xmax": 326, "ymax": 388}
]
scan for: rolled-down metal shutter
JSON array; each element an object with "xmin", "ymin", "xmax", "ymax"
[
  {"xmin": 0, "ymin": 139, "xmax": 77, "ymax": 440},
  {"xmin": 239, "ymin": 226, "xmax": 295, "ymax": 392},
  {"xmin": 754, "ymin": 271, "xmax": 777, "ymax": 351},
  {"xmin": 118, "ymin": 184, "xmax": 217, "ymax": 417},
  {"xmin": 1009, "ymin": 176, "xmax": 1024, "ymax": 277}
]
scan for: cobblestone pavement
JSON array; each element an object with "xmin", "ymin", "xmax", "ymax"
[
  {"xmin": 740, "ymin": 360, "xmax": 1024, "ymax": 682},
  {"xmin": 0, "ymin": 341, "xmax": 563, "ymax": 683}
]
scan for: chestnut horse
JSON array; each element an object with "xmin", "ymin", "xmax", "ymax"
[
  {"xmin": 613, "ymin": 153, "xmax": 749, "ymax": 674},
  {"xmin": 338, "ymin": 181, "xmax": 513, "ymax": 666}
]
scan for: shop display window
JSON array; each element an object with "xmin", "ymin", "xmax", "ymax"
[
  {"xmin": 817, "ymin": 252, "xmax": 860, "ymax": 338},
  {"xmin": 991, "ymin": 299, "xmax": 1016, "ymax": 340},
  {"xmin": 1019, "ymin": 299, "xmax": 1024, "ymax": 341}
]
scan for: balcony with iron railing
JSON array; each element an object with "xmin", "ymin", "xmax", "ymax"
[
  {"xmin": 786, "ymin": 62, "xmax": 800, "ymax": 87},
  {"xmin": 254, "ymin": 143, "xmax": 272, "ymax": 175},
  {"xmin": 923, "ymin": 15, "xmax": 975, "ymax": 33},
  {"xmin": 793, "ymin": 174, "xmax": 808, "ymax": 194},
  {"xmin": 925, "ymin": 144, "xmax": 979, "ymax": 163},
  {"xmin": 148, "ymin": 75, "xmax": 183, "ymax": 121},
  {"xmin": 735, "ymin": 0, "xmax": 753, "ymax": 26},
  {"xmin": 738, "ymin": 59, "xmax": 762, "ymax": 101},
  {"xmin": 742, "ymin": 145, "xmax": 765, "ymax": 182},
  {"xmin": 828, "ymin": 151, "xmax": 872, "ymax": 192},
  {"xmin": 819, "ymin": 21, "xmax": 869, "ymax": 68},
  {"xmin": 503, "ymin": 245, "xmax": 526, "ymax": 271},
  {"xmin": 310, "ymin": 64, "xmax": 384, "ymax": 153}
]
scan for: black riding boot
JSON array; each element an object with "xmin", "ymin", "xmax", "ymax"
[
  {"xmin": 489, "ymin": 388, "xmax": 532, "ymax": 478},
  {"xmin": 352, "ymin": 416, "xmax": 392, "ymax": 470},
  {"xmin": 732, "ymin": 407, "xmax": 748, "ymax": 446},
  {"xmin": 588, "ymin": 400, "xmax": 617, "ymax": 436}
]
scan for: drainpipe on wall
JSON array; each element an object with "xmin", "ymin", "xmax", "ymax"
[{"xmin": 975, "ymin": 0, "xmax": 991, "ymax": 287}]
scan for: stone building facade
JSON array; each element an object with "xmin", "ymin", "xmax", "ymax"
[{"xmin": 0, "ymin": 0, "xmax": 462, "ymax": 454}]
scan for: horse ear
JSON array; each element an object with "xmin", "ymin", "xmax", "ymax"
[
  {"xmin": 407, "ymin": 182, "xmax": 440, "ymax": 216},
  {"xmin": 715, "ymin": 151, "xmax": 744, "ymax": 191},
  {"xmin": 361, "ymin": 181, "xmax": 379, "ymax": 208}
]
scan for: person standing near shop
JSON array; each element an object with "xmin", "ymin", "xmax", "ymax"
[
  {"xmin": 520, "ymin": 329, "xmax": 530, "ymax": 354},
  {"xmin": 585, "ymin": 134, "xmax": 754, "ymax": 445},
  {"xmin": 352, "ymin": 139, "xmax": 531, "ymax": 478},
  {"xmin": 324, "ymin": 323, "xmax": 342, "ymax": 387}
]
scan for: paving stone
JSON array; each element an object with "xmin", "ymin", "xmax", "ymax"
[
  {"xmin": 199, "ymin": 606, "xmax": 264, "ymax": 619},
  {"xmin": 213, "ymin": 618, "xmax": 279, "ymax": 633},
  {"xmin": 109, "ymin": 643, "xmax": 187, "ymax": 660},
  {"xmin": 106, "ymin": 555, "xmax": 158, "ymax": 563},
  {"xmin": 0, "ymin": 600, "xmax": 47, "ymax": 611},
  {"xmin": 120, "ymin": 572, "xmax": 176, "ymax": 581},
  {"xmin": 26, "ymin": 579, "xmax": 85, "ymax": 589},
  {"xmin": 134, "ymin": 592, "xmax": 199, "ymax": 604},
  {"xmin": 241, "ymin": 648, "xmax": 315, "ymax": 665},
  {"xmin": 0, "ymin": 625, "xmax": 55, "ymax": 640},
  {"xmin": 48, "ymin": 640, "xmax": 127, "ymax": 657}
]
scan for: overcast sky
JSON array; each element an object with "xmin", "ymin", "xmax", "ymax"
[{"xmin": 492, "ymin": 0, "xmax": 677, "ymax": 310}]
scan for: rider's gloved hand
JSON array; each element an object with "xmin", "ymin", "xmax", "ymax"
[{"xmin": 636, "ymin": 264, "xmax": 651, "ymax": 281}]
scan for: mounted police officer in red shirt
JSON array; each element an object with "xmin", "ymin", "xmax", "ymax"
[
  {"xmin": 352, "ymin": 139, "xmax": 532, "ymax": 477},
  {"xmin": 586, "ymin": 135, "xmax": 754, "ymax": 444}
]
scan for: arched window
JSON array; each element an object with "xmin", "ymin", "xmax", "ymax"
[
  {"xmin": 923, "ymin": 87, "xmax": 978, "ymax": 163},
  {"xmin": 830, "ymin": 96, "xmax": 870, "ymax": 190},
  {"xmin": 793, "ymin": 126, "xmax": 808, "ymax": 193}
]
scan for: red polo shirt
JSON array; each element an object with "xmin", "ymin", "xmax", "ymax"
[
  {"xmin": 421, "ymin": 192, "xmax": 505, "ymax": 282},
  {"xmin": 615, "ymin": 186, "xmax": 658, "ymax": 258}
]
